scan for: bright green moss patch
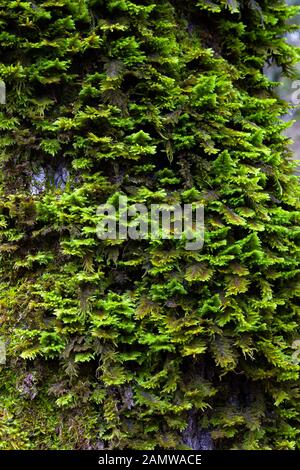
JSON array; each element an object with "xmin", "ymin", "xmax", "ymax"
[{"xmin": 0, "ymin": 0, "xmax": 300, "ymax": 450}]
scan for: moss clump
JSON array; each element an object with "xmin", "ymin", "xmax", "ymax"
[{"xmin": 0, "ymin": 0, "xmax": 300, "ymax": 450}]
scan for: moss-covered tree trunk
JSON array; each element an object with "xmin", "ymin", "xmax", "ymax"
[{"xmin": 0, "ymin": 0, "xmax": 299, "ymax": 450}]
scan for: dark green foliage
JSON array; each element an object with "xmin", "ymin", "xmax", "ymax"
[{"xmin": 0, "ymin": 0, "xmax": 299, "ymax": 450}]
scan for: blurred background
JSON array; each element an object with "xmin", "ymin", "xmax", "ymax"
[
  {"xmin": 265, "ymin": 0, "xmax": 300, "ymax": 171},
  {"xmin": 276, "ymin": 0, "xmax": 300, "ymax": 170}
]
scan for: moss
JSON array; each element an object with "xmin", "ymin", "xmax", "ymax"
[{"xmin": 0, "ymin": 0, "xmax": 299, "ymax": 449}]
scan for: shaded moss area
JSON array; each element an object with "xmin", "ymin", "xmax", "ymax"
[{"xmin": 0, "ymin": 0, "xmax": 300, "ymax": 449}]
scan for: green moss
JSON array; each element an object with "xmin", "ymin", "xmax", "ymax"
[{"xmin": 0, "ymin": 0, "xmax": 299, "ymax": 449}]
